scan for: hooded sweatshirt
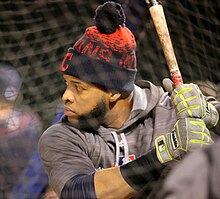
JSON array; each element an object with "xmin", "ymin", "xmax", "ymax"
[{"xmin": 38, "ymin": 80, "xmax": 183, "ymax": 197}]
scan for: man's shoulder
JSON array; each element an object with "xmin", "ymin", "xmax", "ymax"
[
  {"xmin": 40, "ymin": 122, "xmax": 98, "ymax": 145},
  {"xmin": 135, "ymin": 80, "xmax": 165, "ymax": 98},
  {"xmin": 135, "ymin": 79, "xmax": 162, "ymax": 90},
  {"xmin": 38, "ymin": 122, "xmax": 87, "ymax": 152},
  {"xmin": 41, "ymin": 122, "xmax": 78, "ymax": 138},
  {"xmin": 135, "ymin": 79, "xmax": 173, "ymax": 109}
]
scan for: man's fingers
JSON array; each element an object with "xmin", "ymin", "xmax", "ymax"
[{"xmin": 162, "ymin": 78, "xmax": 175, "ymax": 94}]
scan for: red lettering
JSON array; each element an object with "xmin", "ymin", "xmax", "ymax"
[
  {"xmin": 97, "ymin": 48, "xmax": 112, "ymax": 62},
  {"xmin": 81, "ymin": 42, "xmax": 94, "ymax": 55},
  {"xmin": 91, "ymin": 46, "xmax": 100, "ymax": 56},
  {"xmin": 60, "ymin": 53, "xmax": 73, "ymax": 72},
  {"xmin": 74, "ymin": 39, "xmax": 86, "ymax": 52},
  {"xmin": 120, "ymin": 54, "xmax": 136, "ymax": 69}
]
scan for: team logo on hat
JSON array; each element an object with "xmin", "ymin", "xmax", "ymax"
[{"xmin": 60, "ymin": 52, "xmax": 73, "ymax": 72}]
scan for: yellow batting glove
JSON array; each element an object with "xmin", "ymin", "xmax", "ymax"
[
  {"xmin": 155, "ymin": 118, "xmax": 213, "ymax": 164},
  {"xmin": 172, "ymin": 84, "xmax": 207, "ymax": 118},
  {"xmin": 203, "ymin": 102, "xmax": 219, "ymax": 129},
  {"xmin": 163, "ymin": 78, "xmax": 207, "ymax": 119}
]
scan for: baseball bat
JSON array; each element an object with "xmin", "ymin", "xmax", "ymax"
[{"xmin": 146, "ymin": 0, "xmax": 183, "ymax": 87}]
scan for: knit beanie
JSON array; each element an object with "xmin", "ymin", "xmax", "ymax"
[{"xmin": 60, "ymin": 1, "xmax": 137, "ymax": 93}]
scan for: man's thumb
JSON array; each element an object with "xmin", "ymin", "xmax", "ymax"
[{"xmin": 162, "ymin": 78, "xmax": 175, "ymax": 93}]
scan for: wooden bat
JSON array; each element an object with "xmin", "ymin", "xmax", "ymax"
[{"xmin": 146, "ymin": 0, "xmax": 183, "ymax": 87}]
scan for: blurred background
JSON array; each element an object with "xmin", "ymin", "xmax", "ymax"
[
  {"xmin": 0, "ymin": 0, "xmax": 219, "ymax": 130},
  {"xmin": 0, "ymin": 0, "xmax": 219, "ymax": 198}
]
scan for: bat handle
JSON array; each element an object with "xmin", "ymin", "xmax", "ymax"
[
  {"xmin": 146, "ymin": 0, "xmax": 183, "ymax": 87},
  {"xmin": 170, "ymin": 69, "xmax": 183, "ymax": 87}
]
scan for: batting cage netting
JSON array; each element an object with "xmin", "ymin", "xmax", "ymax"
[
  {"xmin": 1, "ymin": 0, "xmax": 219, "ymax": 129},
  {"xmin": 0, "ymin": 0, "xmax": 219, "ymax": 198}
]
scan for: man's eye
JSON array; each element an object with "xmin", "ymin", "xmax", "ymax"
[{"xmin": 75, "ymin": 84, "xmax": 83, "ymax": 92}]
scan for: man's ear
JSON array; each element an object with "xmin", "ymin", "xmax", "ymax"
[{"xmin": 109, "ymin": 92, "xmax": 121, "ymax": 103}]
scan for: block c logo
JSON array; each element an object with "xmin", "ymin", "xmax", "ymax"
[{"xmin": 60, "ymin": 52, "xmax": 73, "ymax": 72}]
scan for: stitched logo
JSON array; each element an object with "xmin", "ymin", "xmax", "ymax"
[{"xmin": 60, "ymin": 52, "xmax": 73, "ymax": 72}]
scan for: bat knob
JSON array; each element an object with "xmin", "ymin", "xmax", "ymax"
[{"xmin": 145, "ymin": 0, "xmax": 160, "ymax": 7}]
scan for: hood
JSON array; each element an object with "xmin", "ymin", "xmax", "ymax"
[
  {"xmin": 98, "ymin": 79, "xmax": 165, "ymax": 166},
  {"xmin": 115, "ymin": 79, "xmax": 165, "ymax": 134}
]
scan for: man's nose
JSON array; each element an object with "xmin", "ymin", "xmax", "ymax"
[{"xmin": 62, "ymin": 88, "xmax": 75, "ymax": 103}]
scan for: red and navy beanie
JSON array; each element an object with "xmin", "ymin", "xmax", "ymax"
[{"xmin": 60, "ymin": 1, "xmax": 137, "ymax": 93}]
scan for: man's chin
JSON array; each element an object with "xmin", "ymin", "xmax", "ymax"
[
  {"xmin": 68, "ymin": 117, "xmax": 100, "ymax": 130},
  {"xmin": 66, "ymin": 99, "xmax": 106, "ymax": 130},
  {"xmin": 67, "ymin": 116, "xmax": 79, "ymax": 124}
]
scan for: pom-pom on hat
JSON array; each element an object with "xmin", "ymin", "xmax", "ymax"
[{"xmin": 60, "ymin": 1, "xmax": 137, "ymax": 93}]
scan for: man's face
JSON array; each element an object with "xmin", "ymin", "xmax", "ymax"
[{"xmin": 62, "ymin": 75, "xmax": 109, "ymax": 129}]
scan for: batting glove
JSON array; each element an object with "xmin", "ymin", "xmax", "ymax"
[
  {"xmin": 163, "ymin": 78, "xmax": 207, "ymax": 118},
  {"xmin": 203, "ymin": 102, "xmax": 219, "ymax": 129},
  {"xmin": 155, "ymin": 118, "xmax": 213, "ymax": 164}
]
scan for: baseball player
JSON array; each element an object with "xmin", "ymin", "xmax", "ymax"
[{"xmin": 38, "ymin": 1, "xmax": 220, "ymax": 199}]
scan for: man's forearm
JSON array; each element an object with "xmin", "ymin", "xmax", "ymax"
[
  {"xmin": 95, "ymin": 167, "xmax": 136, "ymax": 199},
  {"xmin": 95, "ymin": 148, "xmax": 165, "ymax": 199},
  {"xmin": 61, "ymin": 149, "xmax": 165, "ymax": 199}
]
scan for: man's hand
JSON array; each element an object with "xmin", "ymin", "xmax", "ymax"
[
  {"xmin": 155, "ymin": 118, "xmax": 213, "ymax": 164},
  {"xmin": 163, "ymin": 78, "xmax": 207, "ymax": 118},
  {"xmin": 203, "ymin": 102, "xmax": 219, "ymax": 129},
  {"xmin": 163, "ymin": 78, "xmax": 219, "ymax": 129}
]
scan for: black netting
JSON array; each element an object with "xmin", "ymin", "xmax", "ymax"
[
  {"xmin": 131, "ymin": 0, "xmax": 220, "ymax": 85},
  {"xmin": 0, "ymin": 1, "xmax": 219, "ymax": 197},
  {"xmin": 1, "ymin": 0, "xmax": 219, "ymax": 129}
]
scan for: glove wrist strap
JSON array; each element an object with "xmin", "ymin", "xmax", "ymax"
[{"xmin": 120, "ymin": 148, "xmax": 165, "ymax": 191}]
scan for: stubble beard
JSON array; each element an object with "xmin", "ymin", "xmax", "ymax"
[{"xmin": 72, "ymin": 99, "xmax": 107, "ymax": 130}]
